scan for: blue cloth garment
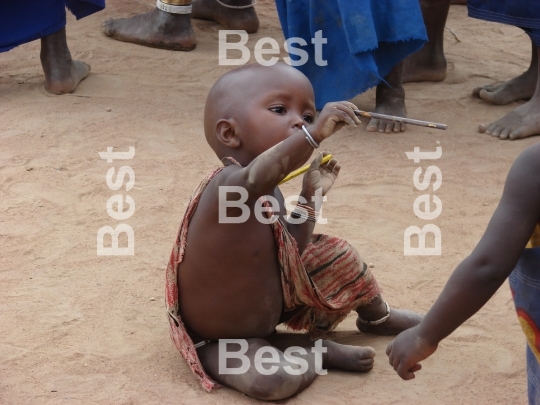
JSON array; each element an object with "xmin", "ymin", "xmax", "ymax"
[
  {"xmin": 509, "ymin": 247, "xmax": 540, "ymax": 405},
  {"xmin": 0, "ymin": 0, "xmax": 105, "ymax": 53},
  {"xmin": 275, "ymin": 0, "xmax": 427, "ymax": 109},
  {"xmin": 468, "ymin": 0, "xmax": 540, "ymax": 47}
]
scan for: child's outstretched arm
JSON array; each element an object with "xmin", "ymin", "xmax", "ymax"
[
  {"xmin": 386, "ymin": 143, "xmax": 540, "ymax": 380},
  {"xmin": 219, "ymin": 102, "xmax": 360, "ymax": 203}
]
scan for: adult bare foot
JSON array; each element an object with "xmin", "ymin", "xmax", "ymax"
[
  {"xmin": 473, "ymin": 42, "xmax": 537, "ymax": 105},
  {"xmin": 478, "ymin": 99, "xmax": 540, "ymax": 140},
  {"xmin": 403, "ymin": 0, "xmax": 450, "ymax": 83},
  {"xmin": 402, "ymin": 47, "xmax": 447, "ymax": 83},
  {"xmin": 367, "ymin": 63, "xmax": 407, "ymax": 133},
  {"xmin": 102, "ymin": 8, "xmax": 196, "ymax": 51},
  {"xmin": 40, "ymin": 28, "xmax": 90, "ymax": 95},
  {"xmin": 322, "ymin": 340, "xmax": 376, "ymax": 372},
  {"xmin": 192, "ymin": 0, "xmax": 259, "ymax": 33},
  {"xmin": 479, "ymin": 45, "xmax": 540, "ymax": 140}
]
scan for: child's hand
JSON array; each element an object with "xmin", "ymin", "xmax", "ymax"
[
  {"xmin": 306, "ymin": 101, "xmax": 361, "ymax": 144},
  {"xmin": 301, "ymin": 152, "xmax": 340, "ymax": 197},
  {"xmin": 386, "ymin": 326, "xmax": 438, "ymax": 380}
]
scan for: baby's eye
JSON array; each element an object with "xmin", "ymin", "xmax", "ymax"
[
  {"xmin": 270, "ymin": 106, "xmax": 286, "ymax": 114},
  {"xmin": 303, "ymin": 114, "xmax": 314, "ymax": 124}
]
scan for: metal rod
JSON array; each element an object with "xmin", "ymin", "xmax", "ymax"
[{"xmin": 354, "ymin": 110, "xmax": 447, "ymax": 130}]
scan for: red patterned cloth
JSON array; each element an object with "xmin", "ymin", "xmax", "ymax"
[{"xmin": 165, "ymin": 164, "xmax": 381, "ymax": 392}]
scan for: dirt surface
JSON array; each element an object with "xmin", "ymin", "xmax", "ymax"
[{"xmin": 0, "ymin": 1, "xmax": 535, "ymax": 404}]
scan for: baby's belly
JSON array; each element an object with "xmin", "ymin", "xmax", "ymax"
[{"xmin": 178, "ymin": 259, "xmax": 284, "ymax": 340}]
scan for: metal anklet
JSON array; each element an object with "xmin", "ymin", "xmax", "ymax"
[
  {"xmin": 215, "ymin": 0, "xmax": 256, "ymax": 9},
  {"xmin": 156, "ymin": 0, "xmax": 192, "ymax": 14},
  {"xmin": 194, "ymin": 340, "xmax": 211, "ymax": 349},
  {"xmin": 357, "ymin": 301, "xmax": 391, "ymax": 326}
]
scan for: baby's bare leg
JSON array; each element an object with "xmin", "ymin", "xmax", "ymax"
[
  {"xmin": 356, "ymin": 295, "xmax": 423, "ymax": 335},
  {"xmin": 198, "ymin": 338, "xmax": 375, "ymax": 400}
]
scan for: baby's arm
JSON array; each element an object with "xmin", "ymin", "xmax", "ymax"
[
  {"xmin": 219, "ymin": 102, "xmax": 359, "ymax": 204},
  {"xmin": 387, "ymin": 143, "xmax": 540, "ymax": 380},
  {"xmin": 286, "ymin": 153, "xmax": 340, "ymax": 253}
]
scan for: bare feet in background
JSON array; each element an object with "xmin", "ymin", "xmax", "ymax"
[
  {"xmin": 402, "ymin": 0, "xmax": 450, "ymax": 83},
  {"xmin": 40, "ymin": 28, "xmax": 90, "ymax": 94},
  {"xmin": 367, "ymin": 62, "xmax": 408, "ymax": 133},
  {"xmin": 102, "ymin": 0, "xmax": 258, "ymax": 51},
  {"xmin": 479, "ymin": 42, "xmax": 540, "ymax": 140},
  {"xmin": 473, "ymin": 43, "xmax": 538, "ymax": 105}
]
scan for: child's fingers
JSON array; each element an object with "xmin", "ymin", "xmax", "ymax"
[
  {"xmin": 309, "ymin": 152, "xmax": 324, "ymax": 170},
  {"xmin": 346, "ymin": 102, "xmax": 362, "ymax": 125},
  {"xmin": 335, "ymin": 102, "xmax": 361, "ymax": 125},
  {"xmin": 333, "ymin": 104, "xmax": 358, "ymax": 127},
  {"xmin": 386, "ymin": 343, "xmax": 393, "ymax": 357},
  {"xmin": 386, "ymin": 344, "xmax": 395, "ymax": 366},
  {"xmin": 397, "ymin": 363, "xmax": 417, "ymax": 380},
  {"xmin": 323, "ymin": 159, "xmax": 338, "ymax": 172}
]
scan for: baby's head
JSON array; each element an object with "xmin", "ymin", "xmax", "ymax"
[{"xmin": 204, "ymin": 63, "xmax": 316, "ymax": 165}]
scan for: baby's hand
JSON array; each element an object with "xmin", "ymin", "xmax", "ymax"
[
  {"xmin": 302, "ymin": 152, "xmax": 340, "ymax": 198},
  {"xmin": 306, "ymin": 101, "xmax": 361, "ymax": 144}
]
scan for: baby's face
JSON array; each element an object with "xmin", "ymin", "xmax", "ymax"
[{"xmin": 234, "ymin": 70, "xmax": 316, "ymax": 159}]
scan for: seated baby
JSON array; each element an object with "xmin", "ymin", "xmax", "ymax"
[{"xmin": 165, "ymin": 63, "xmax": 422, "ymax": 400}]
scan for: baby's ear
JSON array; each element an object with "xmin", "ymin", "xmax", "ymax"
[{"xmin": 216, "ymin": 119, "xmax": 241, "ymax": 149}]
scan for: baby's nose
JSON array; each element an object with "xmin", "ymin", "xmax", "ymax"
[{"xmin": 292, "ymin": 116, "xmax": 304, "ymax": 129}]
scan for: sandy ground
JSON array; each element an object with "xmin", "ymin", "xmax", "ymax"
[{"xmin": 0, "ymin": 1, "xmax": 537, "ymax": 404}]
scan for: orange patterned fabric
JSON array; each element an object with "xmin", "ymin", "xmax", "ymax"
[{"xmin": 165, "ymin": 163, "xmax": 381, "ymax": 391}]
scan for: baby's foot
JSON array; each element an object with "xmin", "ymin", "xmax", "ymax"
[
  {"xmin": 356, "ymin": 308, "xmax": 423, "ymax": 336},
  {"xmin": 322, "ymin": 340, "xmax": 376, "ymax": 372}
]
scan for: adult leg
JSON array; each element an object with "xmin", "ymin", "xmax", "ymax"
[
  {"xmin": 403, "ymin": 0, "xmax": 450, "ymax": 83},
  {"xmin": 356, "ymin": 294, "xmax": 423, "ymax": 335},
  {"xmin": 473, "ymin": 40, "xmax": 537, "ymax": 105},
  {"xmin": 191, "ymin": 0, "xmax": 259, "ymax": 33},
  {"xmin": 367, "ymin": 62, "xmax": 408, "ymax": 133},
  {"xmin": 102, "ymin": 0, "xmax": 258, "ymax": 51},
  {"xmin": 40, "ymin": 27, "xmax": 90, "ymax": 94},
  {"xmin": 479, "ymin": 44, "xmax": 540, "ymax": 140},
  {"xmin": 197, "ymin": 337, "xmax": 375, "ymax": 400}
]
